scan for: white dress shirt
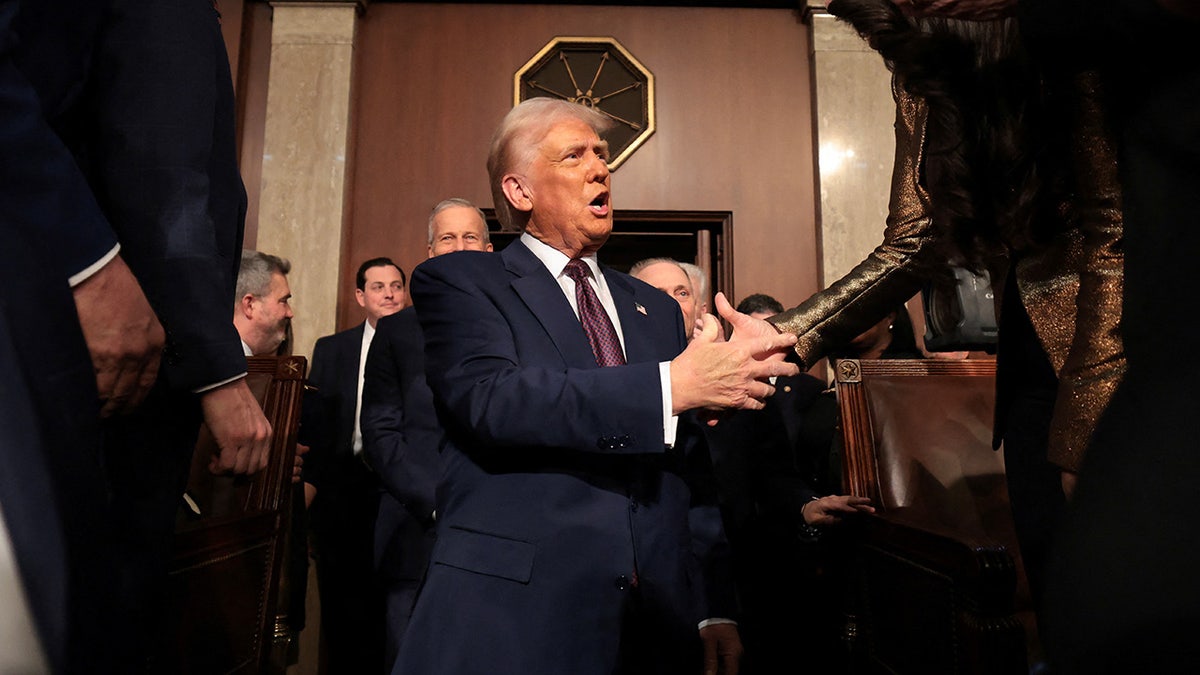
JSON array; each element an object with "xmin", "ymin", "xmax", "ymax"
[
  {"xmin": 520, "ymin": 233, "xmax": 678, "ymax": 446},
  {"xmin": 352, "ymin": 320, "xmax": 376, "ymax": 455}
]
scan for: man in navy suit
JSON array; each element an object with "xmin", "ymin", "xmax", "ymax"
[
  {"xmin": 394, "ymin": 98, "xmax": 799, "ymax": 675},
  {"xmin": 307, "ymin": 256, "xmax": 407, "ymax": 673},
  {"xmin": 2, "ymin": 1, "xmax": 271, "ymax": 670},
  {"xmin": 362, "ymin": 198, "xmax": 493, "ymax": 672}
]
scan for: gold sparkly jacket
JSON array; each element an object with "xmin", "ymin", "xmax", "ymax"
[{"xmin": 770, "ymin": 73, "xmax": 1125, "ymax": 472}]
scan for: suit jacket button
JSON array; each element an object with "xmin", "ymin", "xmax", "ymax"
[{"xmin": 615, "ymin": 575, "xmax": 630, "ymax": 591}]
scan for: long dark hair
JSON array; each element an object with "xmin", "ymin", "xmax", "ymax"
[{"xmin": 827, "ymin": 0, "xmax": 1063, "ymax": 264}]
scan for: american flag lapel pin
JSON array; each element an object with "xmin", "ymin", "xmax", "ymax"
[{"xmin": 635, "ymin": 302, "xmax": 647, "ymax": 315}]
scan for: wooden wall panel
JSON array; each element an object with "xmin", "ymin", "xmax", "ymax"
[
  {"xmin": 233, "ymin": 2, "xmax": 273, "ymax": 249},
  {"xmin": 342, "ymin": 3, "xmax": 819, "ymax": 329}
]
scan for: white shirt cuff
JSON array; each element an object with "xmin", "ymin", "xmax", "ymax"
[
  {"xmin": 699, "ymin": 618, "xmax": 738, "ymax": 629},
  {"xmin": 659, "ymin": 361, "xmax": 678, "ymax": 447},
  {"xmin": 193, "ymin": 372, "xmax": 248, "ymax": 394},
  {"xmin": 68, "ymin": 244, "xmax": 121, "ymax": 287}
]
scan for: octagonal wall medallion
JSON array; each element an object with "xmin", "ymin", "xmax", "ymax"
[{"xmin": 515, "ymin": 36, "xmax": 655, "ymax": 171}]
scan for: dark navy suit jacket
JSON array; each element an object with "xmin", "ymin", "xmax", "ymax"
[
  {"xmin": 395, "ymin": 242, "xmax": 726, "ymax": 675},
  {"xmin": 306, "ymin": 323, "xmax": 366, "ymax": 491},
  {"xmin": 362, "ymin": 307, "xmax": 440, "ymax": 580}
]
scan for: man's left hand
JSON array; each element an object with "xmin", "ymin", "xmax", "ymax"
[
  {"xmin": 715, "ymin": 293, "xmax": 787, "ymax": 364},
  {"xmin": 73, "ymin": 255, "xmax": 165, "ymax": 417},
  {"xmin": 201, "ymin": 378, "xmax": 272, "ymax": 475},
  {"xmin": 700, "ymin": 622, "xmax": 743, "ymax": 675}
]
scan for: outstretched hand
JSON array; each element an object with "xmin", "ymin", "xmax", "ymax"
[
  {"xmin": 715, "ymin": 292, "xmax": 789, "ymax": 364},
  {"xmin": 670, "ymin": 312, "xmax": 799, "ymax": 414},
  {"xmin": 801, "ymin": 495, "xmax": 875, "ymax": 527}
]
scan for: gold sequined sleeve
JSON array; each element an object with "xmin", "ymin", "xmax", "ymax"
[
  {"xmin": 769, "ymin": 84, "xmax": 936, "ymax": 367},
  {"xmin": 1046, "ymin": 71, "xmax": 1127, "ymax": 472}
]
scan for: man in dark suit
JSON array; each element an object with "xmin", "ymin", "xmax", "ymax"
[
  {"xmin": 361, "ymin": 198, "xmax": 493, "ymax": 672},
  {"xmin": 306, "ymin": 256, "xmax": 407, "ymax": 673},
  {"xmin": 3, "ymin": 1, "xmax": 270, "ymax": 670},
  {"xmin": 393, "ymin": 98, "xmax": 799, "ymax": 675}
]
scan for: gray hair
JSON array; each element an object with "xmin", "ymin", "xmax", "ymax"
[
  {"xmin": 629, "ymin": 257, "xmax": 686, "ymax": 279},
  {"xmin": 427, "ymin": 198, "xmax": 490, "ymax": 245},
  {"xmin": 486, "ymin": 98, "xmax": 613, "ymax": 232},
  {"xmin": 235, "ymin": 250, "xmax": 291, "ymax": 305}
]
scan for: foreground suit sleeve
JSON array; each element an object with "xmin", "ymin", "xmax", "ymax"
[
  {"xmin": 362, "ymin": 309, "xmax": 438, "ymax": 522},
  {"xmin": 301, "ymin": 335, "xmax": 339, "ymax": 495},
  {"xmin": 85, "ymin": 0, "xmax": 248, "ymax": 391},
  {"xmin": 0, "ymin": 1, "xmax": 116, "ymax": 283}
]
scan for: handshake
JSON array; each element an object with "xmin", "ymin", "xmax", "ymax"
[{"xmin": 669, "ymin": 292, "xmax": 800, "ymax": 415}]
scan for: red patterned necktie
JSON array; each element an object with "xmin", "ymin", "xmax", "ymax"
[{"xmin": 564, "ymin": 259, "xmax": 626, "ymax": 367}]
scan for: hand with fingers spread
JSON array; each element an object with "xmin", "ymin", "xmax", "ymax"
[
  {"xmin": 201, "ymin": 378, "xmax": 272, "ymax": 475},
  {"xmin": 670, "ymin": 313, "xmax": 799, "ymax": 414},
  {"xmin": 73, "ymin": 255, "xmax": 165, "ymax": 417},
  {"xmin": 715, "ymin": 292, "xmax": 791, "ymax": 365}
]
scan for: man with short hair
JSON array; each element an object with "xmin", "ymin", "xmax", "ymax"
[
  {"xmin": 233, "ymin": 251, "xmax": 294, "ymax": 357},
  {"xmin": 394, "ymin": 98, "xmax": 799, "ymax": 675},
  {"xmin": 305, "ymin": 256, "xmax": 407, "ymax": 673},
  {"xmin": 631, "ymin": 257, "xmax": 701, "ymax": 339},
  {"xmin": 735, "ymin": 293, "xmax": 784, "ymax": 320},
  {"xmin": 362, "ymin": 197, "xmax": 492, "ymax": 671},
  {"xmin": 427, "ymin": 197, "xmax": 494, "ymax": 257}
]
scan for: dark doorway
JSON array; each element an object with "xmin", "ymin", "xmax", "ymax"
[{"xmin": 484, "ymin": 209, "xmax": 734, "ymax": 302}]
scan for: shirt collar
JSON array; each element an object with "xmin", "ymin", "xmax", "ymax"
[{"xmin": 520, "ymin": 231, "xmax": 601, "ymax": 280}]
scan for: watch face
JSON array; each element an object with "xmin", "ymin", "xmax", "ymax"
[{"xmin": 515, "ymin": 37, "xmax": 655, "ymax": 170}]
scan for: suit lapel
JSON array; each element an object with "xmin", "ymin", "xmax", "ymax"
[
  {"xmin": 503, "ymin": 243, "xmax": 598, "ymax": 368},
  {"xmin": 606, "ymin": 270, "xmax": 661, "ymax": 364}
]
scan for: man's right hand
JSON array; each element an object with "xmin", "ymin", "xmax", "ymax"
[
  {"xmin": 72, "ymin": 254, "xmax": 165, "ymax": 417},
  {"xmin": 670, "ymin": 314, "xmax": 799, "ymax": 414},
  {"xmin": 200, "ymin": 378, "xmax": 272, "ymax": 475}
]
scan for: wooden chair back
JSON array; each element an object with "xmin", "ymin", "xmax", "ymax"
[
  {"xmin": 163, "ymin": 355, "xmax": 307, "ymax": 674},
  {"xmin": 835, "ymin": 358, "xmax": 1031, "ymax": 674}
]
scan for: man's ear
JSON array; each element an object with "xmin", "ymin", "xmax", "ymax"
[
  {"xmin": 355, "ymin": 288, "xmax": 366, "ymax": 308},
  {"xmin": 501, "ymin": 174, "xmax": 533, "ymax": 214},
  {"xmin": 238, "ymin": 294, "xmax": 256, "ymax": 319}
]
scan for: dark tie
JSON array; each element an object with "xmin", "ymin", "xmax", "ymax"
[{"xmin": 564, "ymin": 259, "xmax": 626, "ymax": 367}]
